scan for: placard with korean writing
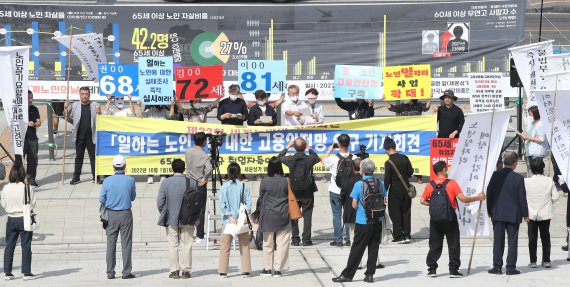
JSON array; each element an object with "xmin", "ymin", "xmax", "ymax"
[
  {"xmin": 238, "ymin": 60, "xmax": 286, "ymax": 93},
  {"xmin": 333, "ymin": 65, "xmax": 383, "ymax": 99},
  {"xmin": 175, "ymin": 65, "xmax": 223, "ymax": 101},
  {"xmin": 138, "ymin": 56, "xmax": 173, "ymax": 105},
  {"xmin": 99, "ymin": 64, "xmax": 139, "ymax": 97},
  {"xmin": 469, "ymin": 73, "xmax": 504, "ymax": 113},
  {"xmin": 429, "ymin": 138, "xmax": 458, "ymax": 180},
  {"xmin": 384, "ymin": 64, "xmax": 431, "ymax": 101}
]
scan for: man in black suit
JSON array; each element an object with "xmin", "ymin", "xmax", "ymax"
[{"xmin": 486, "ymin": 151, "xmax": 529, "ymax": 275}]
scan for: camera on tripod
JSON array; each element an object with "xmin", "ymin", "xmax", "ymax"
[
  {"xmin": 355, "ymin": 144, "xmax": 369, "ymax": 159},
  {"xmin": 205, "ymin": 133, "xmax": 224, "ymax": 149}
]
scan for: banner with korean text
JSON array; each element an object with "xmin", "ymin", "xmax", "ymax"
[
  {"xmin": 449, "ymin": 109, "xmax": 511, "ymax": 237},
  {"xmin": 384, "ymin": 64, "xmax": 431, "ymax": 101},
  {"xmin": 509, "ymin": 41, "xmax": 554, "ymax": 106},
  {"xmin": 334, "ymin": 65, "xmax": 383, "ymax": 99},
  {"xmin": 469, "ymin": 73, "xmax": 505, "ymax": 113},
  {"xmin": 0, "ymin": 46, "xmax": 30, "ymax": 155},
  {"xmin": 96, "ymin": 115, "xmax": 437, "ymax": 176},
  {"xmin": 53, "ymin": 33, "xmax": 107, "ymax": 81}
]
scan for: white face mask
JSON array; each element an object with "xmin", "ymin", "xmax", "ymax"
[
  {"xmin": 114, "ymin": 97, "xmax": 125, "ymax": 109},
  {"xmin": 257, "ymin": 100, "xmax": 267, "ymax": 106},
  {"xmin": 308, "ymin": 99, "xmax": 316, "ymax": 104},
  {"xmin": 290, "ymin": 96, "xmax": 298, "ymax": 102},
  {"xmin": 229, "ymin": 95, "xmax": 238, "ymax": 101}
]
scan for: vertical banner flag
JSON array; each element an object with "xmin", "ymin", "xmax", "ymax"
[
  {"xmin": 138, "ymin": 56, "xmax": 174, "ymax": 105},
  {"xmin": 98, "ymin": 64, "xmax": 139, "ymax": 97},
  {"xmin": 469, "ymin": 73, "xmax": 505, "ymax": 112},
  {"xmin": 509, "ymin": 40, "xmax": 554, "ymax": 106},
  {"xmin": 333, "ymin": 65, "xmax": 383, "ymax": 99},
  {"xmin": 53, "ymin": 33, "xmax": 107, "ymax": 81},
  {"xmin": 384, "ymin": 64, "xmax": 431, "ymax": 101},
  {"xmin": 429, "ymin": 138, "xmax": 458, "ymax": 180},
  {"xmin": 535, "ymin": 90, "xmax": 570, "ymax": 184},
  {"xmin": 0, "ymin": 46, "xmax": 30, "ymax": 155},
  {"xmin": 175, "ymin": 65, "xmax": 223, "ymax": 101},
  {"xmin": 543, "ymin": 53, "xmax": 570, "ymax": 90},
  {"xmin": 238, "ymin": 60, "xmax": 286, "ymax": 93},
  {"xmin": 449, "ymin": 110, "xmax": 511, "ymax": 237}
]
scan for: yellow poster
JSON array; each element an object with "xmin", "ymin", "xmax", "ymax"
[{"xmin": 383, "ymin": 64, "xmax": 431, "ymax": 101}]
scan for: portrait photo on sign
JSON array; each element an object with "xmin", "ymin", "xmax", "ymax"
[
  {"xmin": 422, "ymin": 30, "xmax": 439, "ymax": 55},
  {"xmin": 446, "ymin": 22, "xmax": 470, "ymax": 53}
]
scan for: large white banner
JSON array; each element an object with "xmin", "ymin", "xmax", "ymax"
[
  {"xmin": 53, "ymin": 33, "xmax": 107, "ymax": 81},
  {"xmin": 543, "ymin": 53, "xmax": 570, "ymax": 91},
  {"xmin": 0, "ymin": 47, "xmax": 30, "ymax": 155},
  {"xmin": 509, "ymin": 41, "xmax": 554, "ymax": 107},
  {"xmin": 535, "ymin": 90, "xmax": 570, "ymax": 183},
  {"xmin": 449, "ymin": 109, "xmax": 511, "ymax": 237}
]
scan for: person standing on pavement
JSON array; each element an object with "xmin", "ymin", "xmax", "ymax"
[
  {"xmin": 157, "ymin": 159, "xmax": 196, "ymax": 279},
  {"xmin": 524, "ymin": 158, "xmax": 559, "ymax": 268},
  {"xmin": 334, "ymin": 98, "xmax": 375, "ymax": 120},
  {"xmin": 99, "ymin": 155, "xmax": 137, "ymax": 280},
  {"xmin": 24, "ymin": 90, "xmax": 41, "ymax": 187},
  {"xmin": 487, "ymin": 151, "xmax": 529, "ymax": 276},
  {"xmin": 420, "ymin": 161, "xmax": 485, "ymax": 278},
  {"xmin": 185, "ymin": 132, "xmax": 212, "ymax": 243},
  {"xmin": 2, "ymin": 163, "xmax": 36, "ymax": 281},
  {"xmin": 258, "ymin": 157, "xmax": 291, "ymax": 277},
  {"xmin": 520, "ymin": 105, "xmax": 547, "ymax": 164},
  {"xmin": 65, "ymin": 86, "xmax": 101, "ymax": 185},
  {"xmin": 383, "ymin": 137, "xmax": 414, "ymax": 243},
  {"xmin": 436, "ymin": 90, "xmax": 464, "ymax": 139},
  {"xmin": 217, "ymin": 84, "xmax": 248, "ymax": 126},
  {"xmin": 323, "ymin": 134, "xmax": 355, "ymax": 247},
  {"xmin": 278, "ymin": 138, "xmax": 320, "ymax": 246}
]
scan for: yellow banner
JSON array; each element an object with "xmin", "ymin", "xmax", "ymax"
[{"xmin": 384, "ymin": 64, "xmax": 431, "ymax": 101}]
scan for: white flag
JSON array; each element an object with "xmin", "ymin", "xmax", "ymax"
[
  {"xmin": 53, "ymin": 33, "xmax": 107, "ymax": 81},
  {"xmin": 449, "ymin": 109, "xmax": 511, "ymax": 237},
  {"xmin": 542, "ymin": 53, "xmax": 570, "ymax": 91},
  {"xmin": 509, "ymin": 41, "xmax": 554, "ymax": 107},
  {"xmin": 0, "ymin": 46, "xmax": 30, "ymax": 155}
]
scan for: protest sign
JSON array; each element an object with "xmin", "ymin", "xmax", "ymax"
[
  {"xmin": 53, "ymin": 33, "xmax": 107, "ymax": 81},
  {"xmin": 96, "ymin": 115, "xmax": 437, "ymax": 176},
  {"xmin": 333, "ymin": 65, "xmax": 383, "ymax": 99},
  {"xmin": 138, "ymin": 56, "xmax": 173, "ymax": 105},
  {"xmin": 469, "ymin": 73, "xmax": 505, "ymax": 112},
  {"xmin": 429, "ymin": 138, "xmax": 458, "ymax": 180},
  {"xmin": 449, "ymin": 109, "xmax": 511, "ymax": 237},
  {"xmin": 0, "ymin": 47, "xmax": 30, "ymax": 155},
  {"xmin": 384, "ymin": 64, "xmax": 431, "ymax": 101},
  {"xmin": 238, "ymin": 60, "xmax": 286, "ymax": 93},
  {"xmin": 98, "ymin": 64, "xmax": 138, "ymax": 97},
  {"xmin": 175, "ymin": 65, "xmax": 223, "ymax": 101},
  {"xmin": 509, "ymin": 40, "xmax": 554, "ymax": 106}
]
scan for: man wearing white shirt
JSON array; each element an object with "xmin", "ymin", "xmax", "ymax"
[
  {"xmin": 303, "ymin": 88, "xmax": 325, "ymax": 125},
  {"xmin": 282, "ymin": 85, "xmax": 310, "ymax": 126}
]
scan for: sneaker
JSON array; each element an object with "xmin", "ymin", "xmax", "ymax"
[
  {"xmin": 180, "ymin": 271, "xmax": 191, "ymax": 279},
  {"xmin": 405, "ymin": 238, "xmax": 411, "ymax": 244},
  {"xmin": 291, "ymin": 239, "xmax": 300, "ymax": 246},
  {"xmin": 562, "ymin": 245, "xmax": 568, "ymax": 252},
  {"xmin": 70, "ymin": 178, "xmax": 80, "ymax": 185},
  {"xmin": 147, "ymin": 176, "xmax": 154, "ymax": 184},
  {"xmin": 330, "ymin": 241, "xmax": 343, "ymax": 247},
  {"xmin": 302, "ymin": 240, "xmax": 313, "ymax": 246},
  {"xmin": 107, "ymin": 273, "xmax": 115, "ymax": 279},
  {"xmin": 529, "ymin": 262, "xmax": 538, "ymax": 268},
  {"xmin": 260, "ymin": 269, "xmax": 272, "ymax": 277},
  {"xmin": 449, "ymin": 270, "xmax": 463, "ymax": 278},
  {"xmin": 273, "ymin": 271, "xmax": 283, "ymax": 278},
  {"xmin": 427, "ymin": 270, "xmax": 437, "ymax": 278},
  {"xmin": 543, "ymin": 262, "xmax": 552, "ymax": 268},
  {"xmin": 392, "ymin": 238, "xmax": 406, "ymax": 244},
  {"xmin": 122, "ymin": 274, "xmax": 136, "ymax": 279},
  {"xmin": 4, "ymin": 273, "xmax": 14, "ymax": 281},
  {"xmin": 506, "ymin": 270, "xmax": 521, "ymax": 275},
  {"xmin": 242, "ymin": 272, "xmax": 250, "ymax": 278},
  {"xmin": 169, "ymin": 271, "xmax": 180, "ymax": 279},
  {"xmin": 344, "ymin": 240, "xmax": 351, "ymax": 246},
  {"xmin": 219, "ymin": 273, "xmax": 227, "ymax": 278},
  {"xmin": 22, "ymin": 273, "xmax": 36, "ymax": 281}
]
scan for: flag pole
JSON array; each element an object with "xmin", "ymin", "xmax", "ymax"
[
  {"xmin": 61, "ymin": 26, "xmax": 73, "ymax": 185},
  {"xmin": 467, "ymin": 107, "xmax": 496, "ymax": 274}
]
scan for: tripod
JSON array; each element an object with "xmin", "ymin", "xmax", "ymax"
[{"xmin": 209, "ymin": 142, "xmax": 224, "ymax": 233}]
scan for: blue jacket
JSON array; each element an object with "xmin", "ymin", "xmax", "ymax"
[
  {"xmin": 486, "ymin": 168, "xmax": 529, "ymax": 224},
  {"xmin": 99, "ymin": 171, "xmax": 136, "ymax": 210},
  {"xmin": 220, "ymin": 180, "xmax": 251, "ymax": 225}
]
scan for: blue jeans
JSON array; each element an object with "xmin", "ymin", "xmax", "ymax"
[
  {"xmin": 330, "ymin": 192, "xmax": 350, "ymax": 243},
  {"xmin": 4, "ymin": 217, "xmax": 33, "ymax": 274}
]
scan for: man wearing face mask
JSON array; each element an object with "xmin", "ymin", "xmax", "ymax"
[
  {"xmin": 436, "ymin": 90, "xmax": 464, "ymax": 139},
  {"xmin": 247, "ymin": 90, "xmax": 278, "ymax": 126},
  {"xmin": 283, "ymin": 85, "xmax": 311, "ymax": 126},
  {"xmin": 335, "ymin": 98, "xmax": 375, "ymax": 120},
  {"xmin": 103, "ymin": 94, "xmax": 136, "ymax": 117},
  {"xmin": 217, "ymin": 84, "xmax": 248, "ymax": 126},
  {"xmin": 303, "ymin": 88, "xmax": 324, "ymax": 125}
]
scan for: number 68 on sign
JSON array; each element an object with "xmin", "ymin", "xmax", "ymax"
[
  {"xmin": 98, "ymin": 64, "xmax": 139, "ymax": 96},
  {"xmin": 238, "ymin": 60, "xmax": 286, "ymax": 93}
]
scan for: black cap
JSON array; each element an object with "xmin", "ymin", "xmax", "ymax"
[{"xmin": 383, "ymin": 137, "xmax": 396, "ymax": 150}]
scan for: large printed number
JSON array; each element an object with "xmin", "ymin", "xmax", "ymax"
[
  {"xmin": 100, "ymin": 75, "xmax": 134, "ymax": 95},
  {"xmin": 179, "ymin": 78, "xmax": 209, "ymax": 100},
  {"xmin": 240, "ymin": 72, "xmax": 271, "ymax": 91}
]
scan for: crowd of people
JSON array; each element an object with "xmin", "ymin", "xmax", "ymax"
[{"xmin": 2, "ymin": 86, "xmax": 569, "ymax": 283}]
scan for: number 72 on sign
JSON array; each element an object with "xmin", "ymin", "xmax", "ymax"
[
  {"xmin": 238, "ymin": 60, "xmax": 286, "ymax": 93},
  {"xmin": 175, "ymin": 65, "xmax": 224, "ymax": 101}
]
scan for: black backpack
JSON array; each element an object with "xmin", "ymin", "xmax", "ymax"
[
  {"xmin": 360, "ymin": 178, "xmax": 386, "ymax": 223},
  {"xmin": 428, "ymin": 179, "xmax": 455, "ymax": 223},
  {"xmin": 335, "ymin": 153, "xmax": 354, "ymax": 188},
  {"xmin": 290, "ymin": 155, "xmax": 314, "ymax": 193},
  {"xmin": 178, "ymin": 178, "xmax": 203, "ymax": 225}
]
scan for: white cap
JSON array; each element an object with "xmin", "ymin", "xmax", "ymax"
[{"xmin": 113, "ymin": 154, "xmax": 126, "ymax": 167}]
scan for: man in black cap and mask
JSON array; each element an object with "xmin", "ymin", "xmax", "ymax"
[{"xmin": 436, "ymin": 90, "xmax": 464, "ymax": 139}]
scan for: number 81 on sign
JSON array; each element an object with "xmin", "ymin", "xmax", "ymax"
[
  {"xmin": 238, "ymin": 60, "xmax": 286, "ymax": 93},
  {"xmin": 98, "ymin": 64, "xmax": 139, "ymax": 96}
]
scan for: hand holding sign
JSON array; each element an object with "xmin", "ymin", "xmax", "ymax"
[
  {"xmin": 175, "ymin": 65, "xmax": 223, "ymax": 101},
  {"xmin": 238, "ymin": 60, "xmax": 286, "ymax": 93}
]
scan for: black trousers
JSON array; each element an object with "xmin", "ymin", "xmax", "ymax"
[
  {"xmin": 73, "ymin": 136, "xmax": 96, "ymax": 180},
  {"xmin": 528, "ymin": 219, "xmax": 551, "ymax": 263},
  {"xmin": 341, "ymin": 222, "xmax": 382, "ymax": 279},
  {"xmin": 388, "ymin": 183, "xmax": 412, "ymax": 240},
  {"xmin": 23, "ymin": 139, "xmax": 39, "ymax": 180},
  {"xmin": 426, "ymin": 217, "xmax": 461, "ymax": 272},
  {"xmin": 291, "ymin": 195, "xmax": 314, "ymax": 242},
  {"xmin": 196, "ymin": 183, "xmax": 208, "ymax": 238},
  {"xmin": 492, "ymin": 221, "xmax": 520, "ymax": 271}
]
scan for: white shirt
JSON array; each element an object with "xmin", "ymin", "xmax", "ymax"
[
  {"xmin": 282, "ymin": 100, "xmax": 310, "ymax": 126},
  {"xmin": 323, "ymin": 152, "xmax": 357, "ymax": 194},
  {"xmin": 304, "ymin": 103, "xmax": 325, "ymax": 125},
  {"xmin": 143, "ymin": 108, "xmax": 169, "ymax": 119},
  {"xmin": 525, "ymin": 120, "xmax": 547, "ymax": 157},
  {"xmin": 524, "ymin": 174, "xmax": 559, "ymax": 221},
  {"xmin": 104, "ymin": 106, "xmax": 133, "ymax": 117}
]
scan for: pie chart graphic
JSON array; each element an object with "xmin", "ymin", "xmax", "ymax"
[{"xmin": 190, "ymin": 32, "xmax": 221, "ymax": 66}]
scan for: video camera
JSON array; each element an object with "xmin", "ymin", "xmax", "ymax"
[
  {"xmin": 205, "ymin": 133, "xmax": 225, "ymax": 149},
  {"xmin": 355, "ymin": 144, "xmax": 369, "ymax": 159}
]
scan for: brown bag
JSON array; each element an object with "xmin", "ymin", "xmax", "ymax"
[{"xmin": 287, "ymin": 178, "xmax": 302, "ymax": 220}]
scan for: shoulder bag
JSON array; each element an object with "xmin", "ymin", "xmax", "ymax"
[
  {"xmin": 287, "ymin": 178, "xmax": 302, "ymax": 220},
  {"xmin": 236, "ymin": 183, "xmax": 253, "ymax": 234},
  {"xmin": 23, "ymin": 184, "xmax": 39, "ymax": 231},
  {"xmin": 387, "ymin": 159, "xmax": 417, "ymax": 198}
]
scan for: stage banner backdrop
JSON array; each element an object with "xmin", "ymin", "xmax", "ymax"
[
  {"xmin": 96, "ymin": 115, "xmax": 437, "ymax": 176},
  {"xmin": 448, "ymin": 109, "xmax": 511, "ymax": 237}
]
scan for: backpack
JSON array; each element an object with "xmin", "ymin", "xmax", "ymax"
[
  {"xmin": 428, "ymin": 179, "xmax": 455, "ymax": 223},
  {"xmin": 178, "ymin": 178, "xmax": 203, "ymax": 225},
  {"xmin": 360, "ymin": 178, "xmax": 386, "ymax": 223},
  {"xmin": 290, "ymin": 155, "xmax": 314, "ymax": 193},
  {"xmin": 335, "ymin": 153, "xmax": 354, "ymax": 188}
]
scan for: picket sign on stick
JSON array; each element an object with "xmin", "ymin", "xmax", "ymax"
[
  {"xmin": 61, "ymin": 26, "xmax": 73, "ymax": 185},
  {"xmin": 467, "ymin": 106, "xmax": 496, "ymax": 275}
]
